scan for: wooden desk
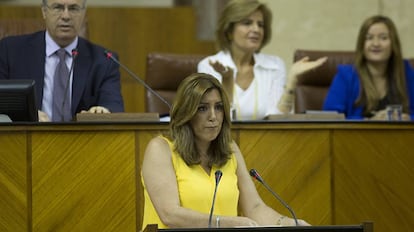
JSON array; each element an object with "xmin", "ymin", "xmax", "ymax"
[{"xmin": 1, "ymin": 121, "xmax": 413, "ymax": 232}]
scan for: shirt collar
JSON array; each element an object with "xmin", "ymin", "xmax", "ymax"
[
  {"xmin": 252, "ymin": 52, "xmax": 281, "ymax": 70},
  {"xmin": 222, "ymin": 50, "xmax": 281, "ymax": 71},
  {"xmin": 45, "ymin": 31, "xmax": 78, "ymax": 57}
]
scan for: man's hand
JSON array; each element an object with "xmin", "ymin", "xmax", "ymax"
[
  {"xmin": 38, "ymin": 110, "xmax": 51, "ymax": 122},
  {"xmin": 81, "ymin": 106, "xmax": 111, "ymax": 114}
]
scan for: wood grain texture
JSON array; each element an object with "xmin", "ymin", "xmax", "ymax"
[
  {"xmin": 239, "ymin": 129, "xmax": 331, "ymax": 225},
  {"xmin": 332, "ymin": 130, "xmax": 414, "ymax": 232},
  {"xmin": 86, "ymin": 7, "xmax": 215, "ymax": 113},
  {"xmin": 31, "ymin": 131, "xmax": 136, "ymax": 231},
  {"xmin": 1, "ymin": 122, "xmax": 414, "ymax": 232},
  {"xmin": 0, "ymin": 132, "xmax": 29, "ymax": 232}
]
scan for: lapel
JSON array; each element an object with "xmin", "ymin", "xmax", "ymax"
[
  {"xmin": 71, "ymin": 38, "xmax": 91, "ymax": 114},
  {"xmin": 28, "ymin": 32, "xmax": 47, "ymax": 110}
]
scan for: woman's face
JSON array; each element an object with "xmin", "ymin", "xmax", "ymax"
[
  {"xmin": 364, "ymin": 22, "xmax": 392, "ymax": 64},
  {"xmin": 190, "ymin": 89, "xmax": 224, "ymax": 144},
  {"xmin": 230, "ymin": 10, "xmax": 264, "ymax": 54}
]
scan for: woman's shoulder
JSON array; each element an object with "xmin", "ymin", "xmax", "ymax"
[
  {"xmin": 200, "ymin": 51, "xmax": 228, "ymax": 61},
  {"xmin": 147, "ymin": 135, "xmax": 171, "ymax": 149},
  {"xmin": 335, "ymin": 64, "xmax": 358, "ymax": 78},
  {"xmin": 404, "ymin": 59, "xmax": 414, "ymax": 73},
  {"xmin": 337, "ymin": 63, "xmax": 354, "ymax": 70}
]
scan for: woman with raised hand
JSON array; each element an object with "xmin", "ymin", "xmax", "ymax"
[{"xmin": 198, "ymin": 0, "xmax": 326, "ymax": 120}]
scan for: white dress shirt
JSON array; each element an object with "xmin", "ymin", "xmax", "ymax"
[{"xmin": 42, "ymin": 31, "xmax": 78, "ymax": 120}]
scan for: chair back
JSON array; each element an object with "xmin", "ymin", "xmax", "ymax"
[
  {"xmin": 293, "ymin": 50, "xmax": 355, "ymax": 113},
  {"xmin": 145, "ymin": 52, "xmax": 206, "ymax": 115}
]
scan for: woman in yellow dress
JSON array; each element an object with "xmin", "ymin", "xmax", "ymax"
[{"xmin": 141, "ymin": 73, "xmax": 309, "ymax": 229}]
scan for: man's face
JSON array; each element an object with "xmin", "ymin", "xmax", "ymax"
[{"xmin": 42, "ymin": 0, "xmax": 86, "ymax": 47}]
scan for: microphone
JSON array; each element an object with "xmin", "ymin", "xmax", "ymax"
[
  {"xmin": 103, "ymin": 50, "xmax": 171, "ymax": 111},
  {"xmin": 249, "ymin": 168, "xmax": 298, "ymax": 226},
  {"xmin": 208, "ymin": 170, "xmax": 223, "ymax": 228},
  {"xmin": 61, "ymin": 48, "xmax": 79, "ymax": 121}
]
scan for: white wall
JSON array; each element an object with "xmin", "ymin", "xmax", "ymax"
[{"xmin": 2, "ymin": 0, "xmax": 413, "ymax": 67}]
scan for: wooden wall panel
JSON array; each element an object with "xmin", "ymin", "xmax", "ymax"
[
  {"xmin": 31, "ymin": 131, "xmax": 136, "ymax": 231},
  {"xmin": 86, "ymin": 7, "xmax": 215, "ymax": 113},
  {"xmin": 238, "ymin": 129, "xmax": 332, "ymax": 225},
  {"xmin": 0, "ymin": 132, "xmax": 29, "ymax": 232},
  {"xmin": 333, "ymin": 130, "xmax": 414, "ymax": 232}
]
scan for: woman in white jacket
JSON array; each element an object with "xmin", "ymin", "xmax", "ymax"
[{"xmin": 198, "ymin": 0, "xmax": 326, "ymax": 120}]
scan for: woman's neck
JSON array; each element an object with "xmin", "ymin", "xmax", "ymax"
[
  {"xmin": 195, "ymin": 140, "xmax": 210, "ymax": 157},
  {"xmin": 367, "ymin": 61, "xmax": 388, "ymax": 79},
  {"xmin": 366, "ymin": 61, "xmax": 389, "ymax": 98},
  {"xmin": 230, "ymin": 48, "xmax": 255, "ymax": 67}
]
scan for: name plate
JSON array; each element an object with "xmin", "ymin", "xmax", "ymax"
[
  {"xmin": 76, "ymin": 112, "xmax": 160, "ymax": 122},
  {"xmin": 265, "ymin": 112, "xmax": 345, "ymax": 121}
]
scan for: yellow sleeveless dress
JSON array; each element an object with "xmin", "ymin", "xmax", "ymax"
[{"xmin": 141, "ymin": 136, "xmax": 239, "ymax": 229}]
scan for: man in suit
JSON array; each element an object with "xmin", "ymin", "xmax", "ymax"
[{"xmin": 0, "ymin": 0, "xmax": 124, "ymax": 122}]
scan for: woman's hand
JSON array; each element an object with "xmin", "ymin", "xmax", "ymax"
[
  {"xmin": 296, "ymin": 218, "xmax": 311, "ymax": 226},
  {"xmin": 287, "ymin": 56, "xmax": 328, "ymax": 87},
  {"xmin": 208, "ymin": 60, "xmax": 234, "ymax": 103},
  {"xmin": 229, "ymin": 216, "xmax": 259, "ymax": 227},
  {"xmin": 279, "ymin": 217, "xmax": 310, "ymax": 226},
  {"xmin": 369, "ymin": 109, "xmax": 410, "ymax": 121},
  {"xmin": 209, "ymin": 60, "xmax": 234, "ymax": 79}
]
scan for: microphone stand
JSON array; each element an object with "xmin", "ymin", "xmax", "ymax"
[
  {"xmin": 104, "ymin": 50, "xmax": 171, "ymax": 110},
  {"xmin": 250, "ymin": 169, "xmax": 298, "ymax": 226},
  {"xmin": 208, "ymin": 170, "xmax": 222, "ymax": 228}
]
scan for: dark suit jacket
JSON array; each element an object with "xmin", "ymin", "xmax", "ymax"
[{"xmin": 0, "ymin": 31, "xmax": 124, "ymax": 116}]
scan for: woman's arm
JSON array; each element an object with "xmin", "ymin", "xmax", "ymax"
[
  {"xmin": 208, "ymin": 60, "xmax": 234, "ymax": 104},
  {"xmin": 142, "ymin": 137, "xmax": 257, "ymax": 228},
  {"xmin": 142, "ymin": 137, "xmax": 208, "ymax": 227},
  {"xmin": 277, "ymin": 56, "xmax": 328, "ymax": 113}
]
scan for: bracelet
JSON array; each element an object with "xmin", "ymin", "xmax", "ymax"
[
  {"xmin": 276, "ymin": 216, "xmax": 285, "ymax": 225},
  {"xmin": 216, "ymin": 215, "xmax": 220, "ymax": 228}
]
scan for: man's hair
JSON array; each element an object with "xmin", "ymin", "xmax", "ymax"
[{"xmin": 42, "ymin": 0, "xmax": 87, "ymax": 8}]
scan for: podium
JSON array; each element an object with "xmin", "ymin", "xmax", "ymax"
[{"xmin": 143, "ymin": 222, "xmax": 373, "ymax": 232}]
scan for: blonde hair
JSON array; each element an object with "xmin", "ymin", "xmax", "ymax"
[{"xmin": 216, "ymin": 0, "xmax": 272, "ymax": 52}]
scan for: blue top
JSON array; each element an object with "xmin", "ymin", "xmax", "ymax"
[{"xmin": 323, "ymin": 60, "xmax": 414, "ymax": 120}]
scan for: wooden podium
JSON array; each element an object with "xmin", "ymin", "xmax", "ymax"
[
  {"xmin": 143, "ymin": 222, "xmax": 373, "ymax": 232},
  {"xmin": 2, "ymin": 121, "xmax": 413, "ymax": 231}
]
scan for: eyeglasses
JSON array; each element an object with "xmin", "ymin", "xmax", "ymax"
[{"xmin": 45, "ymin": 3, "xmax": 85, "ymax": 16}]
